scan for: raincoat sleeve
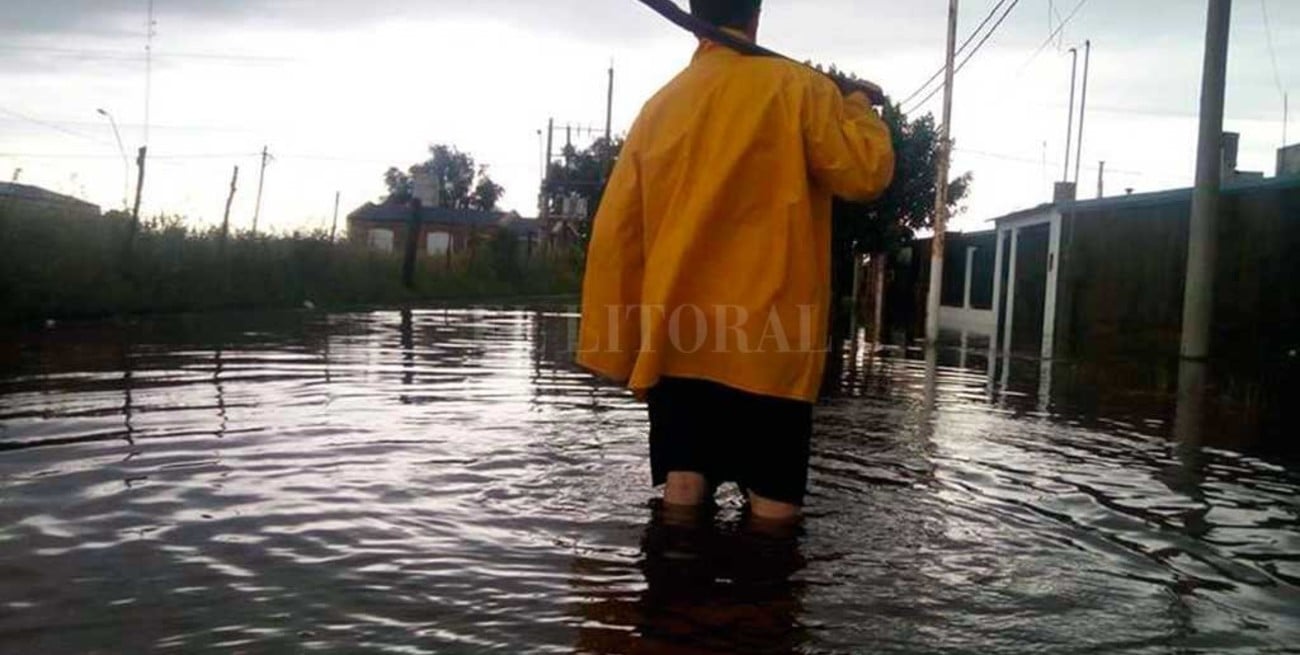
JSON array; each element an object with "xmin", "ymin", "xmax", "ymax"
[
  {"xmin": 801, "ymin": 78, "xmax": 896, "ymax": 202},
  {"xmin": 575, "ymin": 134, "xmax": 645, "ymax": 382}
]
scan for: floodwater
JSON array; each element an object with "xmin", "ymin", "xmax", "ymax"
[{"xmin": 0, "ymin": 308, "xmax": 1297, "ymax": 654}]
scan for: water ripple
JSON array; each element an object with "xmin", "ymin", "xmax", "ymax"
[{"xmin": 0, "ymin": 309, "xmax": 1296, "ymax": 653}]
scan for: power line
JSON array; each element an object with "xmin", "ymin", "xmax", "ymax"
[
  {"xmin": 0, "ymin": 105, "xmax": 111, "ymax": 146},
  {"xmin": 0, "ymin": 116, "xmax": 255, "ymax": 134},
  {"xmin": 953, "ymin": 146, "xmax": 1145, "ymax": 176},
  {"xmin": 0, "ymin": 151, "xmax": 259, "ymax": 160},
  {"xmin": 0, "ymin": 45, "xmax": 296, "ymax": 63},
  {"xmin": 899, "ymin": 0, "xmax": 1011, "ymax": 107},
  {"xmin": 1015, "ymin": 0, "xmax": 1093, "ymax": 75},
  {"xmin": 906, "ymin": 0, "xmax": 1023, "ymax": 114}
]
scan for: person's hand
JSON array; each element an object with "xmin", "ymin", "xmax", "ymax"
[{"xmin": 830, "ymin": 73, "xmax": 886, "ymax": 105}]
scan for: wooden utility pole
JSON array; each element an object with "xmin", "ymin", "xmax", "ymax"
[
  {"xmin": 330, "ymin": 191, "xmax": 341, "ymax": 242},
  {"xmin": 541, "ymin": 118, "xmax": 556, "ymax": 244},
  {"xmin": 402, "ymin": 198, "xmax": 422, "ymax": 290},
  {"xmin": 925, "ymin": 0, "xmax": 959, "ymax": 344},
  {"xmin": 1181, "ymin": 0, "xmax": 1232, "ymax": 360},
  {"xmin": 130, "ymin": 146, "xmax": 147, "ymax": 237},
  {"xmin": 221, "ymin": 165, "xmax": 239, "ymax": 245},
  {"xmin": 252, "ymin": 146, "xmax": 269, "ymax": 234}
]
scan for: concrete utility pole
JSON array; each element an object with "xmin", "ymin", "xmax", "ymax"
[
  {"xmin": 330, "ymin": 191, "xmax": 341, "ymax": 242},
  {"xmin": 221, "ymin": 165, "xmax": 239, "ymax": 245},
  {"xmin": 1062, "ymin": 47, "xmax": 1079, "ymax": 183},
  {"xmin": 252, "ymin": 146, "xmax": 270, "ymax": 234},
  {"xmin": 1072, "ymin": 40, "xmax": 1091, "ymax": 190},
  {"xmin": 1097, "ymin": 160, "xmax": 1105, "ymax": 198},
  {"xmin": 925, "ymin": 0, "xmax": 959, "ymax": 344},
  {"xmin": 605, "ymin": 63, "xmax": 615, "ymax": 142},
  {"xmin": 1180, "ymin": 0, "xmax": 1232, "ymax": 361}
]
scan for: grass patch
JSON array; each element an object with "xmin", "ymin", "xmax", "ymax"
[{"xmin": 0, "ymin": 207, "xmax": 583, "ymax": 323}]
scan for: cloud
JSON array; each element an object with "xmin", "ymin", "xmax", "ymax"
[{"xmin": 3, "ymin": 0, "xmax": 655, "ymax": 40}]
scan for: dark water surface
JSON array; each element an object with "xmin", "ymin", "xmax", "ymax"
[{"xmin": 1, "ymin": 308, "xmax": 1297, "ymax": 654}]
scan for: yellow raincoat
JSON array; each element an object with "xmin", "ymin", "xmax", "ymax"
[{"xmin": 577, "ymin": 34, "xmax": 896, "ymax": 403}]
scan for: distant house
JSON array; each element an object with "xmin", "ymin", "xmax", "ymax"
[
  {"xmin": 346, "ymin": 200, "xmax": 542, "ymax": 258},
  {"xmin": 0, "ymin": 182, "xmax": 101, "ymax": 220}
]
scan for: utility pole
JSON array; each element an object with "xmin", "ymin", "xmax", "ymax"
[
  {"xmin": 1072, "ymin": 40, "xmax": 1091, "ymax": 190},
  {"xmin": 330, "ymin": 191, "xmax": 341, "ymax": 242},
  {"xmin": 1180, "ymin": 0, "xmax": 1232, "ymax": 361},
  {"xmin": 545, "ymin": 118, "xmax": 555, "ymax": 179},
  {"xmin": 221, "ymin": 165, "xmax": 239, "ymax": 245},
  {"xmin": 543, "ymin": 118, "xmax": 555, "ymax": 218},
  {"xmin": 1097, "ymin": 160, "xmax": 1105, "ymax": 198},
  {"xmin": 252, "ymin": 146, "xmax": 270, "ymax": 234},
  {"xmin": 130, "ymin": 146, "xmax": 148, "ymax": 236},
  {"xmin": 10, "ymin": 168, "xmax": 19, "ymax": 182},
  {"xmin": 925, "ymin": 0, "xmax": 959, "ymax": 344},
  {"xmin": 1062, "ymin": 47, "xmax": 1079, "ymax": 183},
  {"xmin": 605, "ymin": 63, "xmax": 615, "ymax": 142},
  {"xmin": 402, "ymin": 198, "xmax": 422, "ymax": 290}
]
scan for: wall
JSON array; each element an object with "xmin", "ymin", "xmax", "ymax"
[
  {"xmin": 349, "ymin": 219, "xmax": 485, "ymax": 258},
  {"xmin": 884, "ymin": 231, "xmax": 998, "ymax": 339},
  {"xmin": 1054, "ymin": 179, "xmax": 1300, "ymax": 363}
]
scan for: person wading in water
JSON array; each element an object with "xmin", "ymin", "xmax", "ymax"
[{"xmin": 578, "ymin": 0, "xmax": 895, "ymax": 523}]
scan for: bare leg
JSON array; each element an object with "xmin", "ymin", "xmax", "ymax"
[
  {"xmin": 663, "ymin": 472, "xmax": 710, "ymax": 508},
  {"xmin": 748, "ymin": 492, "xmax": 801, "ymax": 523}
]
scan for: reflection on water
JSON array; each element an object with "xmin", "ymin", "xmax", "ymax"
[{"xmin": 0, "ymin": 309, "xmax": 1297, "ymax": 653}]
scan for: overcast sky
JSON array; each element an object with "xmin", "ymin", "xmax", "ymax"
[{"xmin": 1, "ymin": 0, "xmax": 1295, "ymax": 233}]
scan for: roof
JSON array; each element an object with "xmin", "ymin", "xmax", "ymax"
[
  {"xmin": 1062, "ymin": 173, "xmax": 1300, "ymax": 214},
  {"xmin": 501, "ymin": 217, "xmax": 543, "ymax": 236},
  {"xmin": 348, "ymin": 201, "xmax": 506, "ymax": 227},
  {"xmin": 987, "ymin": 174, "xmax": 1300, "ymax": 223},
  {"xmin": 0, "ymin": 182, "xmax": 101, "ymax": 213},
  {"xmin": 912, "ymin": 228, "xmax": 997, "ymax": 245},
  {"xmin": 986, "ymin": 203, "xmax": 1057, "ymax": 224}
]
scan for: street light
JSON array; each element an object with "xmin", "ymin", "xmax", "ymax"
[{"xmin": 96, "ymin": 108, "xmax": 129, "ymax": 211}]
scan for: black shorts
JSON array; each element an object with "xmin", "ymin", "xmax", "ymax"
[{"xmin": 647, "ymin": 376, "xmax": 814, "ymax": 506}]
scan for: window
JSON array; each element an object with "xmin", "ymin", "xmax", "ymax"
[
  {"xmin": 367, "ymin": 228, "xmax": 394, "ymax": 253},
  {"xmin": 426, "ymin": 231, "xmax": 451, "ymax": 257}
]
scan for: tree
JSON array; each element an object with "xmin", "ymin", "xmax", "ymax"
[
  {"xmin": 471, "ymin": 172, "xmax": 505, "ymax": 212},
  {"xmin": 805, "ymin": 65, "xmax": 972, "ymax": 345},
  {"xmin": 383, "ymin": 145, "xmax": 505, "ymax": 211}
]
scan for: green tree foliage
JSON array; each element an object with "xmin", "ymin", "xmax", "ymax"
[
  {"xmin": 384, "ymin": 145, "xmax": 505, "ymax": 211},
  {"xmin": 809, "ymin": 66, "xmax": 971, "ymax": 313}
]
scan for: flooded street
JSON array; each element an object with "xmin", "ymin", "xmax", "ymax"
[{"xmin": 1, "ymin": 307, "xmax": 1297, "ymax": 653}]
